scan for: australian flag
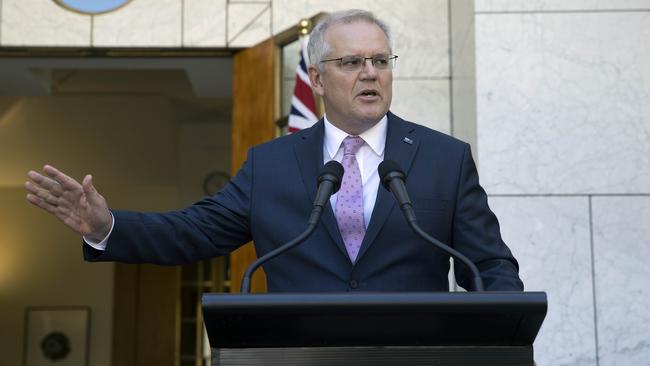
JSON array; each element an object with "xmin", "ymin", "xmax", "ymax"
[{"xmin": 288, "ymin": 36, "xmax": 318, "ymax": 133}]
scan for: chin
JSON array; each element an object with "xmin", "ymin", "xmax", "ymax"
[
  {"xmin": 352, "ymin": 116, "xmax": 383, "ymax": 132},
  {"xmin": 358, "ymin": 110, "xmax": 387, "ymax": 124}
]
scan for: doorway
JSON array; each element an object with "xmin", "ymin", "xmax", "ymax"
[{"xmin": 0, "ymin": 55, "xmax": 233, "ymax": 366}]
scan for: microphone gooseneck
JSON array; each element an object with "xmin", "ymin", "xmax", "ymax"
[
  {"xmin": 378, "ymin": 160, "xmax": 485, "ymax": 292},
  {"xmin": 240, "ymin": 160, "xmax": 344, "ymax": 293}
]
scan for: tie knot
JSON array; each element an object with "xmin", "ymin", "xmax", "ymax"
[{"xmin": 342, "ymin": 136, "xmax": 365, "ymax": 156}]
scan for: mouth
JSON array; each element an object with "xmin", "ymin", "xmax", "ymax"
[{"xmin": 357, "ymin": 89, "xmax": 380, "ymax": 99}]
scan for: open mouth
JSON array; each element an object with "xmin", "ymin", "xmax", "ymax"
[{"xmin": 359, "ymin": 90, "xmax": 379, "ymax": 97}]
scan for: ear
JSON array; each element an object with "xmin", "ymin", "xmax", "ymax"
[{"xmin": 308, "ymin": 65, "xmax": 325, "ymax": 96}]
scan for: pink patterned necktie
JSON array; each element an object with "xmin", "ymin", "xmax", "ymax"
[{"xmin": 336, "ymin": 135, "xmax": 366, "ymax": 262}]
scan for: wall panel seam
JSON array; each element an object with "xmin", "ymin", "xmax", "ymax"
[
  {"xmin": 225, "ymin": 0, "xmax": 229, "ymax": 47},
  {"xmin": 181, "ymin": 0, "xmax": 185, "ymax": 47},
  {"xmin": 588, "ymin": 196, "xmax": 601, "ymax": 366},
  {"xmin": 489, "ymin": 193, "xmax": 650, "ymax": 197},
  {"xmin": 476, "ymin": 9, "xmax": 650, "ymax": 15},
  {"xmin": 447, "ymin": 0, "xmax": 454, "ymax": 137},
  {"xmin": 0, "ymin": 0, "xmax": 3, "ymax": 46},
  {"xmin": 228, "ymin": 3, "xmax": 270, "ymax": 46}
]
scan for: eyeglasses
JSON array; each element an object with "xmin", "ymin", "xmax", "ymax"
[{"xmin": 320, "ymin": 54, "xmax": 398, "ymax": 72}]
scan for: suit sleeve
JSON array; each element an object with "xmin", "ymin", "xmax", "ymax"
[
  {"xmin": 451, "ymin": 144, "xmax": 524, "ymax": 291},
  {"xmin": 83, "ymin": 149, "xmax": 255, "ymax": 265}
]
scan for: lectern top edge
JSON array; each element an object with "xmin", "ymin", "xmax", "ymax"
[
  {"xmin": 202, "ymin": 291, "xmax": 548, "ymax": 308},
  {"xmin": 202, "ymin": 291, "xmax": 548, "ymax": 349}
]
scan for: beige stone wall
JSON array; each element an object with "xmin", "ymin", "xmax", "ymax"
[
  {"xmin": 474, "ymin": 1, "xmax": 650, "ymax": 365},
  {"xmin": 0, "ymin": 0, "xmax": 452, "ymax": 133}
]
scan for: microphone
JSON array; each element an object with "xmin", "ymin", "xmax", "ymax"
[
  {"xmin": 378, "ymin": 160, "xmax": 485, "ymax": 292},
  {"xmin": 240, "ymin": 160, "xmax": 344, "ymax": 293}
]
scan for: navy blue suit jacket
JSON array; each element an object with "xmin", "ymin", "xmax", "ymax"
[{"xmin": 85, "ymin": 112, "xmax": 523, "ymax": 292}]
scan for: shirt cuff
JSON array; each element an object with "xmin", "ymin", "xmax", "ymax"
[{"xmin": 82, "ymin": 212, "xmax": 115, "ymax": 251}]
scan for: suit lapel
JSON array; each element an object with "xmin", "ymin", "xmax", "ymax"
[
  {"xmin": 293, "ymin": 120, "xmax": 349, "ymax": 260},
  {"xmin": 356, "ymin": 112, "xmax": 419, "ymax": 263}
]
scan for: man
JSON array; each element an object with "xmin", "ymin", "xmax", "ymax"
[{"xmin": 25, "ymin": 10, "xmax": 523, "ymax": 292}]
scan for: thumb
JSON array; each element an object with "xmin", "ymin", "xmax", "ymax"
[{"xmin": 82, "ymin": 174, "xmax": 103, "ymax": 206}]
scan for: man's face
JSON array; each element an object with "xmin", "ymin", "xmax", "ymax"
[{"xmin": 309, "ymin": 21, "xmax": 393, "ymax": 135}]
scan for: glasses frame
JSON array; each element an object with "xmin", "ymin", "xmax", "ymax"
[{"xmin": 319, "ymin": 54, "xmax": 399, "ymax": 71}]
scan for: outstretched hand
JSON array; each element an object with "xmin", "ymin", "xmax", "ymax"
[{"xmin": 25, "ymin": 165, "xmax": 113, "ymax": 242}]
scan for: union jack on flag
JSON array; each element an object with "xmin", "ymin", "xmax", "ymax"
[{"xmin": 288, "ymin": 36, "xmax": 318, "ymax": 133}]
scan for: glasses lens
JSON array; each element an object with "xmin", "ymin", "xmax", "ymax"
[
  {"xmin": 384, "ymin": 55, "xmax": 398, "ymax": 69},
  {"xmin": 372, "ymin": 55, "xmax": 391, "ymax": 69},
  {"xmin": 339, "ymin": 56, "xmax": 364, "ymax": 71},
  {"xmin": 335, "ymin": 55, "xmax": 397, "ymax": 71}
]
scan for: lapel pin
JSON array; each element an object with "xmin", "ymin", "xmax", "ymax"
[{"xmin": 403, "ymin": 137, "xmax": 413, "ymax": 145}]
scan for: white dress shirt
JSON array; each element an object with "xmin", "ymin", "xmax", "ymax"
[
  {"xmin": 84, "ymin": 213, "xmax": 113, "ymax": 250},
  {"xmin": 323, "ymin": 115, "xmax": 387, "ymax": 228},
  {"xmin": 85, "ymin": 115, "xmax": 388, "ymax": 250}
]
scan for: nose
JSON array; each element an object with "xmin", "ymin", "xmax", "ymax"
[{"xmin": 359, "ymin": 58, "xmax": 378, "ymax": 79}]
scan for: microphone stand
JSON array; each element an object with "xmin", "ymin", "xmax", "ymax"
[
  {"xmin": 240, "ymin": 208, "xmax": 322, "ymax": 293},
  {"xmin": 402, "ymin": 207, "xmax": 485, "ymax": 292},
  {"xmin": 380, "ymin": 162, "xmax": 485, "ymax": 292},
  {"xmin": 240, "ymin": 160, "xmax": 343, "ymax": 293}
]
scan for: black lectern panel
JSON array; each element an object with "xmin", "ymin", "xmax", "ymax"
[{"xmin": 202, "ymin": 292, "xmax": 547, "ymax": 349}]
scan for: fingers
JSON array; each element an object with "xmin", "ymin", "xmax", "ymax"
[
  {"xmin": 25, "ymin": 189, "xmax": 76, "ymax": 216},
  {"xmin": 42, "ymin": 165, "xmax": 82, "ymax": 191},
  {"xmin": 26, "ymin": 166, "xmax": 85, "ymax": 216},
  {"xmin": 24, "ymin": 181, "xmax": 60, "ymax": 206},
  {"xmin": 27, "ymin": 170, "xmax": 65, "ymax": 197},
  {"xmin": 26, "ymin": 193, "xmax": 85, "ymax": 235},
  {"xmin": 26, "ymin": 192, "xmax": 59, "ymax": 215},
  {"xmin": 26, "ymin": 165, "xmax": 109, "ymax": 237}
]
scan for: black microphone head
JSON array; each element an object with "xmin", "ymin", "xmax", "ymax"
[
  {"xmin": 378, "ymin": 160, "xmax": 406, "ymax": 191},
  {"xmin": 318, "ymin": 160, "xmax": 344, "ymax": 194}
]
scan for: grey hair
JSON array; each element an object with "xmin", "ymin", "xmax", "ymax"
[{"xmin": 307, "ymin": 9, "xmax": 392, "ymax": 71}]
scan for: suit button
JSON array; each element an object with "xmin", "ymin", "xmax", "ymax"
[{"xmin": 349, "ymin": 280, "xmax": 358, "ymax": 289}]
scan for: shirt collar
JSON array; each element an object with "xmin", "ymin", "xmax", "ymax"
[{"xmin": 323, "ymin": 114, "xmax": 388, "ymax": 159}]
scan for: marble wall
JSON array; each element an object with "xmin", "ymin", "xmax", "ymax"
[
  {"xmin": 4, "ymin": 1, "xmax": 648, "ymax": 365},
  {"xmin": 474, "ymin": 1, "xmax": 650, "ymax": 365},
  {"xmin": 450, "ymin": 0, "xmax": 478, "ymax": 156},
  {"xmin": 0, "ymin": 0, "xmax": 451, "ymax": 133}
]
